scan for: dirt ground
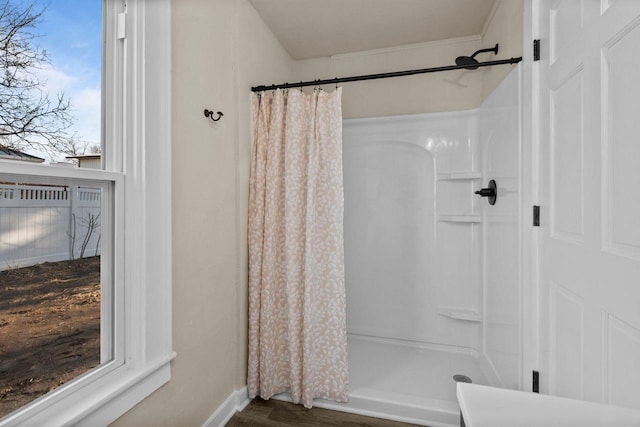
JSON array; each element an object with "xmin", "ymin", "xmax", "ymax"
[{"xmin": 0, "ymin": 257, "xmax": 101, "ymax": 418}]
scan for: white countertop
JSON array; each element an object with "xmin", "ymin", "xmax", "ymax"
[{"xmin": 457, "ymin": 383, "xmax": 640, "ymax": 427}]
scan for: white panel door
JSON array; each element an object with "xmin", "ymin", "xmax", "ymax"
[{"xmin": 537, "ymin": 0, "xmax": 640, "ymax": 407}]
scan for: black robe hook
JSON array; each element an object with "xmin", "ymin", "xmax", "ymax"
[{"xmin": 204, "ymin": 109, "xmax": 223, "ymax": 122}]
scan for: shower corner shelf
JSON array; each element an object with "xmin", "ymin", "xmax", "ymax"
[
  {"xmin": 437, "ymin": 172, "xmax": 482, "ymax": 181},
  {"xmin": 437, "ymin": 307, "xmax": 481, "ymax": 322},
  {"xmin": 438, "ymin": 214, "xmax": 481, "ymax": 223}
]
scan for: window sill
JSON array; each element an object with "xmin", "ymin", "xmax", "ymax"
[{"xmin": 2, "ymin": 352, "xmax": 176, "ymax": 427}]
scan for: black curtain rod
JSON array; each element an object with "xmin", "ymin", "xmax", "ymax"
[{"xmin": 251, "ymin": 57, "xmax": 523, "ymax": 92}]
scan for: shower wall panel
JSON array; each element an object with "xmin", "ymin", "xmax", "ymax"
[
  {"xmin": 480, "ymin": 66, "xmax": 522, "ymax": 389},
  {"xmin": 343, "ymin": 111, "xmax": 482, "ymax": 349}
]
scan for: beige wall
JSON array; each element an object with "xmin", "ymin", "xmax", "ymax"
[
  {"xmin": 293, "ymin": 37, "xmax": 484, "ymax": 118},
  {"xmin": 293, "ymin": 0, "xmax": 523, "ymax": 119},
  {"xmin": 481, "ymin": 0, "xmax": 525, "ymax": 99},
  {"xmin": 112, "ymin": 1, "xmax": 293, "ymax": 425}
]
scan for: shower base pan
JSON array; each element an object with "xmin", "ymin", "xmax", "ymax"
[{"xmin": 273, "ymin": 334, "xmax": 490, "ymax": 427}]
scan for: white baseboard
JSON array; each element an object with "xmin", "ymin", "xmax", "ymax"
[{"xmin": 202, "ymin": 386, "xmax": 250, "ymax": 427}]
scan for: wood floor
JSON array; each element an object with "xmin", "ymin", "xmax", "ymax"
[{"xmin": 225, "ymin": 398, "xmax": 421, "ymax": 427}]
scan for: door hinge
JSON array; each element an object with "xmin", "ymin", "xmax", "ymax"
[
  {"xmin": 117, "ymin": 12, "xmax": 127, "ymax": 40},
  {"xmin": 533, "ymin": 39, "xmax": 540, "ymax": 61},
  {"xmin": 533, "ymin": 205, "xmax": 540, "ymax": 227},
  {"xmin": 533, "ymin": 370, "xmax": 540, "ymax": 393}
]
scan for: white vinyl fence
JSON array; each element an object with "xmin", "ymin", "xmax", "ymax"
[{"xmin": 0, "ymin": 184, "xmax": 101, "ymax": 271}]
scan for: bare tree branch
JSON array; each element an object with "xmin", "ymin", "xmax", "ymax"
[{"xmin": 0, "ymin": 0, "xmax": 78, "ymax": 158}]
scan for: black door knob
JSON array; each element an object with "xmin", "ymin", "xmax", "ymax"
[{"xmin": 475, "ymin": 179, "xmax": 497, "ymax": 205}]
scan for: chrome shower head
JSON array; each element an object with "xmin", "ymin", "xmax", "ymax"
[{"xmin": 455, "ymin": 44, "xmax": 499, "ymax": 70}]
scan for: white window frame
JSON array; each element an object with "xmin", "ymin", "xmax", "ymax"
[{"xmin": 0, "ymin": 1, "xmax": 173, "ymax": 425}]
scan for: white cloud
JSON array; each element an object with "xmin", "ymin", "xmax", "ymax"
[
  {"xmin": 34, "ymin": 64, "xmax": 101, "ymax": 144},
  {"xmin": 35, "ymin": 63, "xmax": 77, "ymax": 94},
  {"xmin": 72, "ymin": 87, "xmax": 101, "ymax": 111},
  {"xmin": 69, "ymin": 87, "xmax": 101, "ymax": 144}
]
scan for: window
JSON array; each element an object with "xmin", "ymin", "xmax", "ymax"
[
  {"xmin": 0, "ymin": 177, "xmax": 113, "ymax": 417},
  {"xmin": 0, "ymin": 1, "xmax": 172, "ymax": 425}
]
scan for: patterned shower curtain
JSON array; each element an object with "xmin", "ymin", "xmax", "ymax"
[{"xmin": 247, "ymin": 88, "xmax": 348, "ymax": 408}]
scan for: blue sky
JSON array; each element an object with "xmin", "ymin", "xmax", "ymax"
[{"xmin": 30, "ymin": 0, "xmax": 102, "ymax": 158}]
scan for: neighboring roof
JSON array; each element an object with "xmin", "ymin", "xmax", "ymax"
[
  {"xmin": 65, "ymin": 154, "xmax": 101, "ymax": 160},
  {"xmin": 0, "ymin": 146, "xmax": 45, "ymax": 163}
]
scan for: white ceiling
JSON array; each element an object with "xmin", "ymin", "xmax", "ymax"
[{"xmin": 248, "ymin": 0, "xmax": 498, "ymax": 59}]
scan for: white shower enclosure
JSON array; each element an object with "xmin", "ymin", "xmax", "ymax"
[{"xmin": 336, "ymin": 66, "xmax": 523, "ymax": 426}]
